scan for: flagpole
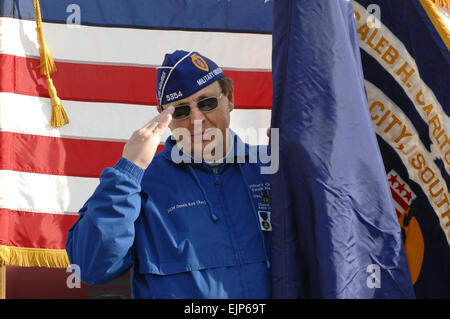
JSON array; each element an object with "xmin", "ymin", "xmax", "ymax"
[{"xmin": 0, "ymin": 265, "xmax": 5, "ymax": 299}]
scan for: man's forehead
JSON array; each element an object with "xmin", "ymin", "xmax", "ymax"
[{"xmin": 166, "ymin": 81, "xmax": 221, "ymax": 106}]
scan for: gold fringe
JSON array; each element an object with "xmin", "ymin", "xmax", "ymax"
[
  {"xmin": 33, "ymin": 0, "xmax": 69, "ymax": 128},
  {"xmin": 419, "ymin": 0, "xmax": 450, "ymax": 52},
  {"xmin": 0, "ymin": 266, "xmax": 5, "ymax": 299},
  {"xmin": 432, "ymin": 0, "xmax": 450, "ymax": 9},
  {"xmin": 0, "ymin": 245, "xmax": 70, "ymax": 268}
]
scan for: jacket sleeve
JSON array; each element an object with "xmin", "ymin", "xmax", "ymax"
[{"xmin": 65, "ymin": 157, "xmax": 144, "ymax": 285}]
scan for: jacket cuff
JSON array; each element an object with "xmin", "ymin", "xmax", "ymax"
[{"xmin": 113, "ymin": 157, "xmax": 145, "ymax": 184}]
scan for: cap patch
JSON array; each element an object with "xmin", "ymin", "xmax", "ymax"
[{"xmin": 191, "ymin": 53, "xmax": 209, "ymax": 72}]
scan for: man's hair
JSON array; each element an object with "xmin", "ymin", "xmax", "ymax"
[{"xmin": 218, "ymin": 77, "xmax": 234, "ymax": 95}]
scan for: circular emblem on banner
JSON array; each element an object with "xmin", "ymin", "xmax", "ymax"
[
  {"xmin": 398, "ymin": 208, "xmax": 424, "ymax": 285},
  {"xmin": 191, "ymin": 53, "xmax": 209, "ymax": 72}
]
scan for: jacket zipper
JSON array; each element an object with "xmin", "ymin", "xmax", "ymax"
[{"xmin": 212, "ymin": 167, "xmax": 248, "ymax": 298}]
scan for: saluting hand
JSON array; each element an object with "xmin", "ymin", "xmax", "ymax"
[{"xmin": 122, "ymin": 106, "xmax": 174, "ymax": 170}]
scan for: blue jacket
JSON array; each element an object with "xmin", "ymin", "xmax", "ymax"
[{"xmin": 65, "ymin": 133, "xmax": 272, "ymax": 298}]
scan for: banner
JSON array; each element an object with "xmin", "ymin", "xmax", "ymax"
[{"xmin": 353, "ymin": 0, "xmax": 450, "ymax": 298}]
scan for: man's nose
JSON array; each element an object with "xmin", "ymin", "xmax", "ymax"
[{"xmin": 189, "ymin": 104, "xmax": 206, "ymax": 123}]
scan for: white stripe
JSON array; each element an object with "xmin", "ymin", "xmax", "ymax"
[
  {"xmin": 0, "ymin": 17, "xmax": 272, "ymax": 70},
  {"xmin": 230, "ymin": 109, "xmax": 271, "ymax": 145},
  {"xmin": 0, "ymin": 170, "xmax": 98, "ymax": 215},
  {"xmin": 0, "ymin": 92, "xmax": 271, "ymax": 143},
  {"xmin": 0, "ymin": 92, "xmax": 164, "ymax": 141}
]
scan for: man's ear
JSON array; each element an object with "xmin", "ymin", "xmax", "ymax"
[{"xmin": 227, "ymin": 87, "xmax": 235, "ymax": 111}]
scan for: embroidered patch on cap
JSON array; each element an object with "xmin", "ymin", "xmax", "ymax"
[{"xmin": 191, "ymin": 53, "xmax": 209, "ymax": 72}]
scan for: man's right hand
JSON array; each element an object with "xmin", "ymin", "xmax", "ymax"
[{"xmin": 122, "ymin": 106, "xmax": 174, "ymax": 170}]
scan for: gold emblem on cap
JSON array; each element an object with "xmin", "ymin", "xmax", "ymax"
[{"xmin": 191, "ymin": 53, "xmax": 209, "ymax": 72}]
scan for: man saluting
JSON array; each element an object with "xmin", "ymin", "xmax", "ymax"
[{"xmin": 66, "ymin": 50, "xmax": 272, "ymax": 299}]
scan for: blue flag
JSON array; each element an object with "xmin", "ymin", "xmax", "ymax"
[{"xmin": 270, "ymin": 0, "xmax": 415, "ymax": 298}]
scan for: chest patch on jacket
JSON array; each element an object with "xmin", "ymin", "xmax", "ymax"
[
  {"xmin": 258, "ymin": 210, "xmax": 272, "ymax": 232},
  {"xmin": 248, "ymin": 182, "xmax": 272, "ymax": 231}
]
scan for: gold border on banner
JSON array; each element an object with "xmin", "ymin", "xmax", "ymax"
[{"xmin": 420, "ymin": 0, "xmax": 450, "ymax": 51}]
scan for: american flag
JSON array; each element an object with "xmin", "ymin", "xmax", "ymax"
[{"xmin": 0, "ymin": 0, "xmax": 273, "ymax": 267}]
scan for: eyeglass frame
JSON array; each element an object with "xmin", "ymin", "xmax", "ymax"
[{"xmin": 161, "ymin": 93, "xmax": 224, "ymax": 120}]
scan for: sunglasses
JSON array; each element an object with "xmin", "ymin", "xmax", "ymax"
[{"xmin": 164, "ymin": 93, "xmax": 223, "ymax": 120}]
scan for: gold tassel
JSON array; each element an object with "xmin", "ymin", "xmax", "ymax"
[
  {"xmin": 47, "ymin": 76, "xmax": 70, "ymax": 127},
  {"xmin": 33, "ymin": 0, "xmax": 69, "ymax": 128}
]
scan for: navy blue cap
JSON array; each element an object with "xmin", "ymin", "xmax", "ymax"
[{"xmin": 156, "ymin": 50, "xmax": 226, "ymax": 106}]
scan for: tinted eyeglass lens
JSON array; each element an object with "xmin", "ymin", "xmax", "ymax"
[
  {"xmin": 197, "ymin": 97, "xmax": 219, "ymax": 112},
  {"xmin": 173, "ymin": 105, "xmax": 190, "ymax": 120},
  {"xmin": 170, "ymin": 96, "xmax": 219, "ymax": 119}
]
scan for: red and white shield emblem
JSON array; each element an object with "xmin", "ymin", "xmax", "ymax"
[{"xmin": 387, "ymin": 170, "xmax": 416, "ymax": 217}]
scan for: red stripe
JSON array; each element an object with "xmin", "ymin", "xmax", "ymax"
[
  {"xmin": 390, "ymin": 187, "xmax": 409, "ymax": 212},
  {"xmin": 0, "ymin": 131, "xmax": 165, "ymax": 177},
  {"xmin": 0, "ymin": 208, "xmax": 78, "ymax": 249},
  {"xmin": 0, "ymin": 54, "xmax": 272, "ymax": 109}
]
